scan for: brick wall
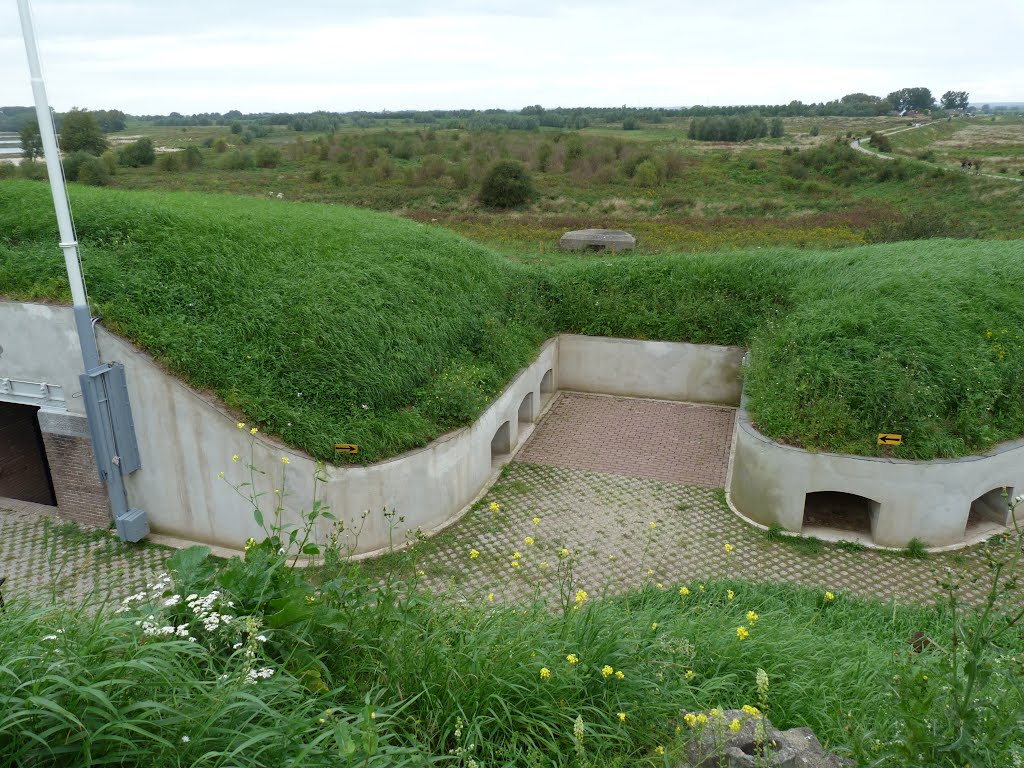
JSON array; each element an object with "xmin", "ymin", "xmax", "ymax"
[
  {"xmin": 37, "ymin": 411, "xmax": 110, "ymax": 528},
  {"xmin": 0, "ymin": 402, "xmax": 56, "ymax": 505}
]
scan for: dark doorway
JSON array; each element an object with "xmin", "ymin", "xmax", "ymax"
[
  {"xmin": 802, "ymin": 491, "xmax": 876, "ymax": 536},
  {"xmin": 966, "ymin": 486, "xmax": 1013, "ymax": 536},
  {"xmin": 0, "ymin": 402, "xmax": 57, "ymax": 505}
]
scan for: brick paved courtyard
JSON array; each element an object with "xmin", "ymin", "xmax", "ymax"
[{"xmin": 517, "ymin": 392, "xmax": 735, "ymax": 487}]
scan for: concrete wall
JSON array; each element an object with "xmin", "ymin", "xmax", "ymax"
[
  {"xmin": 0, "ymin": 302, "xmax": 84, "ymax": 415},
  {"xmin": 728, "ymin": 405, "xmax": 1024, "ymax": 548},
  {"xmin": 558, "ymin": 334, "xmax": 744, "ymax": 406},
  {"xmin": 99, "ymin": 327, "xmax": 558, "ymax": 554}
]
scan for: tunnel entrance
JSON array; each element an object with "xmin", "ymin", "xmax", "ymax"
[
  {"xmin": 802, "ymin": 491, "xmax": 876, "ymax": 538},
  {"xmin": 0, "ymin": 401, "xmax": 57, "ymax": 506}
]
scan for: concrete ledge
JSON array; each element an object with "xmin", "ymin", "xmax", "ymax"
[
  {"xmin": 727, "ymin": 403, "xmax": 1024, "ymax": 548},
  {"xmin": 37, "ymin": 411, "xmax": 90, "ymax": 438}
]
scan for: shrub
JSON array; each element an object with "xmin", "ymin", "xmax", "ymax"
[
  {"xmin": 868, "ymin": 131, "xmax": 892, "ymax": 152},
  {"xmin": 75, "ymin": 156, "xmax": 110, "ymax": 186},
  {"xmin": 118, "ymin": 137, "xmax": 156, "ymax": 167},
  {"xmin": 478, "ymin": 160, "xmax": 535, "ymax": 208},
  {"xmin": 622, "ymin": 117, "xmax": 639, "ymax": 131},
  {"xmin": 809, "ymin": 126, "xmax": 820, "ymax": 137},
  {"xmin": 769, "ymin": 118, "xmax": 785, "ymax": 138},
  {"xmin": 212, "ymin": 137, "xmax": 229, "ymax": 153},
  {"xmin": 255, "ymin": 145, "xmax": 282, "ymax": 168},
  {"xmin": 100, "ymin": 150, "xmax": 119, "ymax": 174},
  {"xmin": 63, "ymin": 150, "xmax": 97, "ymax": 181},
  {"xmin": 157, "ymin": 152, "xmax": 182, "ymax": 172},
  {"xmin": 220, "ymin": 150, "xmax": 254, "ymax": 170},
  {"xmin": 632, "ymin": 159, "xmax": 659, "ymax": 187},
  {"xmin": 181, "ymin": 145, "xmax": 203, "ymax": 170}
]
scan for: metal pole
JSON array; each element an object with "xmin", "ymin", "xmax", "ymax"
[{"xmin": 17, "ymin": 0, "xmax": 138, "ymax": 533}]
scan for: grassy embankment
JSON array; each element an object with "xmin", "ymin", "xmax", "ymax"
[{"xmin": 2, "ymin": 179, "xmax": 1024, "ymax": 462}]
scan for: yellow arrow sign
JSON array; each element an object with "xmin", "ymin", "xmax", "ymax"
[
  {"xmin": 335, "ymin": 444, "xmax": 359, "ymax": 455},
  {"xmin": 877, "ymin": 433, "xmax": 903, "ymax": 446}
]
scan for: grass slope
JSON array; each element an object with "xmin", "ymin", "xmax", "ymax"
[{"xmin": 2, "ymin": 179, "xmax": 1024, "ymax": 460}]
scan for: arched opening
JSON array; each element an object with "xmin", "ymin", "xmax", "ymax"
[
  {"xmin": 540, "ymin": 369, "xmax": 554, "ymax": 406},
  {"xmin": 518, "ymin": 392, "xmax": 534, "ymax": 425},
  {"xmin": 0, "ymin": 402, "xmax": 57, "ymax": 506},
  {"xmin": 802, "ymin": 491, "xmax": 878, "ymax": 539},
  {"xmin": 966, "ymin": 486, "xmax": 1014, "ymax": 537},
  {"xmin": 490, "ymin": 421, "xmax": 511, "ymax": 466}
]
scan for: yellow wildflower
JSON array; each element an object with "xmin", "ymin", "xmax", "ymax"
[
  {"xmin": 566, "ymin": 653, "xmax": 579, "ymax": 665},
  {"xmin": 679, "ymin": 586, "xmax": 690, "ymax": 597},
  {"xmin": 651, "ymin": 622, "xmax": 658, "ymax": 630},
  {"xmin": 540, "ymin": 561, "xmax": 549, "ymax": 568},
  {"xmin": 602, "ymin": 665, "xmax": 614, "ymax": 679},
  {"xmin": 487, "ymin": 593, "xmax": 494, "ymax": 603},
  {"xmin": 512, "ymin": 551, "xmax": 521, "ymax": 559},
  {"xmin": 684, "ymin": 669, "xmax": 695, "ymax": 680},
  {"xmin": 540, "ymin": 667, "xmax": 551, "ymax": 680},
  {"xmin": 699, "ymin": 585, "xmax": 705, "ymax": 593},
  {"xmin": 824, "ymin": 591, "xmax": 835, "ymax": 602},
  {"xmin": 709, "ymin": 708, "xmax": 722, "ymax": 718},
  {"xmin": 608, "ymin": 554, "xmax": 616, "ymax": 561},
  {"xmin": 615, "ymin": 670, "xmax": 624, "ymax": 680},
  {"xmin": 727, "ymin": 589, "xmax": 735, "ymax": 601},
  {"xmin": 729, "ymin": 718, "xmax": 742, "ymax": 733},
  {"xmin": 746, "ymin": 611, "xmax": 759, "ymax": 623},
  {"xmin": 250, "ymin": 427, "xmax": 258, "ymax": 435},
  {"xmin": 656, "ymin": 583, "xmax": 664, "ymax": 589},
  {"xmin": 558, "ymin": 548, "xmax": 570, "ymax": 559},
  {"xmin": 697, "ymin": 713, "xmax": 708, "ymax": 725},
  {"xmin": 511, "ymin": 561, "xmax": 521, "ymax": 569},
  {"xmin": 741, "ymin": 705, "xmax": 761, "ymax": 718},
  {"xmin": 649, "ymin": 521, "xmax": 657, "ymax": 529},
  {"xmin": 245, "ymin": 537, "xmax": 256, "ymax": 550},
  {"xmin": 524, "ymin": 536, "xmax": 534, "ymax": 546},
  {"xmin": 647, "ymin": 569, "xmax": 653, "ymax": 576},
  {"xmin": 737, "ymin": 626, "xmax": 750, "ymax": 641},
  {"xmin": 574, "ymin": 589, "xmax": 588, "ymax": 606},
  {"xmin": 231, "ymin": 454, "xmax": 239, "ymax": 462},
  {"xmin": 281, "ymin": 456, "xmax": 290, "ymax": 464},
  {"xmin": 217, "ymin": 471, "xmax": 224, "ymax": 479},
  {"xmin": 469, "ymin": 549, "xmax": 480, "ymax": 560},
  {"xmin": 684, "ymin": 713, "xmax": 698, "ymax": 728},
  {"xmin": 236, "ymin": 422, "xmax": 245, "ymax": 429},
  {"xmin": 655, "ymin": 746, "xmax": 665, "ymax": 756},
  {"xmin": 617, "ymin": 712, "xmax": 626, "ymax": 723},
  {"xmin": 489, "ymin": 502, "xmax": 500, "ymax": 512},
  {"xmin": 724, "ymin": 543, "xmax": 734, "ymax": 553}
]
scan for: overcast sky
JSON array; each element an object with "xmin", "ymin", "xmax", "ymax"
[{"xmin": 1, "ymin": 0, "xmax": 1020, "ymax": 114}]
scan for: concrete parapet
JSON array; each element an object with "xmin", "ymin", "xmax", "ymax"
[{"xmin": 727, "ymin": 404, "xmax": 1023, "ymax": 548}]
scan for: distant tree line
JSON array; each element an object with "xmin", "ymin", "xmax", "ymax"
[{"xmin": 687, "ymin": 115, "xmax": 786, "ymax": 142}]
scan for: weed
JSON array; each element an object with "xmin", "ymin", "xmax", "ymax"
[
  {"xmin": 835, "ymin": 539, "xmax": 867, "ymax": 553},
  {"xmin": 901, "ymin": 538, "xmax": 929, "ymax": 559}
]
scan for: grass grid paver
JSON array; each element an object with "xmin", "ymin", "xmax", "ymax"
[
  {"xmin": 414, "ymin": 462, "xmax": 994, "ymax": 607},
  {"xmin": 0, "ymin": 501, "xmax": 169, "ymax": 608}
]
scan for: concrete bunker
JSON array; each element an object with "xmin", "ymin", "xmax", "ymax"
[
  {"xmin": 0, "ymin": 401, "xmax": 57, "ymax": 506},
  {"xmin": 490, "ymin": 420, "xmax": 512, "ymax": 466},
  {"xmin": 802, "ymin": 491, "xmax": 878, "ymax": 540},
  {"xmin": 518, "ymin": 392, "xmax": 534, "ymax": 425},
  {"xmin": 966, "ymin": 486, "xmax": 1015, "ymax": 537}
]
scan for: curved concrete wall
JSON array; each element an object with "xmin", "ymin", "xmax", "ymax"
[
  {"xmin": 728, "ymin": 405, "xmax": 1024, "ymax": 547},
  {"xmin": 100, "ymin": 329, "xmax": 558, "ymax": 554}
]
